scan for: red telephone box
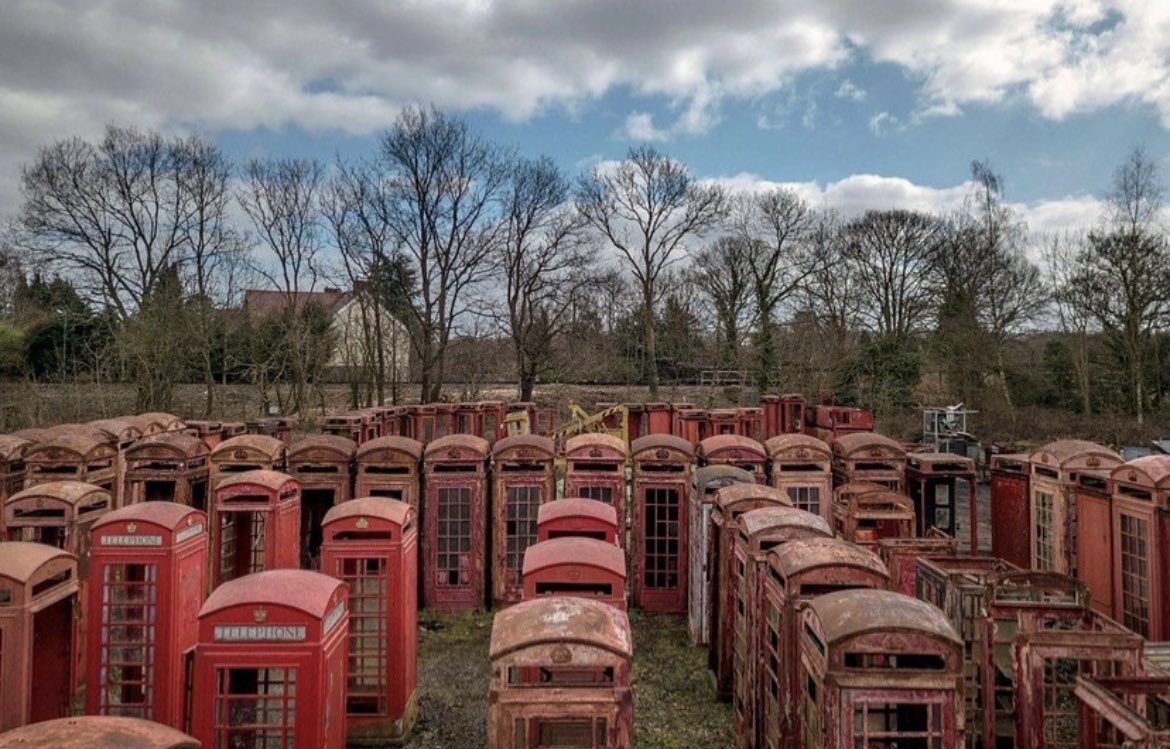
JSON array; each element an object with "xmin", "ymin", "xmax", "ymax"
[
  {"xmin": 0, "ymin": 542, "xmax": 78, "ymax": 731},
  {"xmin": 563, "ymin": 433, "xmax": 628, "ymax": 524},
  {"xmin": 434, "ymin": 404, "xmax": 457, "ymax": 439},
  {"xmin": 522, "ymin": 537, "xmax": 628, "ymax": 611},
  {"xmin": 209, "ymin": 434, "xmax": 287, "ymax": 491},
  {"xmin": 190, "ymin": 569, "xmax": 349, "ymax": 749},
  {"xmin": 705, "ymin": 409, "xmax": 740, "ymax": 437},
  {"xmin": 989, "ymin": 452, "xmax": 1031, "ymax": 569},
  {"xmin": 1109, "ymin": 456, "xmax": 1170, "ymax": 639},
  {"xmin": 0, "ymin": 435, "xmax": 30, "ymax": 538},
  {"xmin": 478, "ymin": 401, "xmax": 505, "ymax": 444},
  {"xmin": 737, "ymin": 407, "xmax": 763, "ymax": 441},
  {"xmin": 132, "ymin": 413, "xmax": 185, "ymax": 436},
  {"xmin": 905, "ymin": 452, "xmax": 977, "ymax": 546},
  {"xmin": 698, "ymin": 435, "xmax": 767, "ymax": 484},
  {"xmin": 491, "ymin": 435, "xmax": 555, "ymax": 608},
  {"xmin": 24, "ymin": 429, "xmax": 119, "ymax": 506},
  {"xmin": 244, "ymin": 417, "xmax": 294, "ymax": 446},
  {"xmin": 764, "ymin": 434, "xmax": 832, "ymax": 521},
  {"xmin": 629, "ymin": 434, "xmax": 693, "ymax": 612},
  {"xmin": 731, "ymin": 507, "xmax": 832, "ymax": 749},
  {"xmin": 644, "ymin": 402, "xmax": 672, "ymax": 435},
  {"xmin": 831, "ymin": 432, "xmax": 906, "ymax": 491},
  {"xmin": 453, "ymin": 402, "xmax": 479, "ymax": 437},
  {"xmin": 758, "ymin": 538, "xmax": 891, "ymax": 749},
  {"xmin": 320, "ymin": 498, "xmax": 419, "ymax": 743},
  {"xmin": 537, "ymin": 498, "xmax": 619, "ymax": 544},
  {"xmin": 210, "ymin": 470, "xmax": 300, "ymax": 588},
  {"xmin": 89, "ymin": 418, "xmax": 144, "ymax": 508},
  {"xmin": 677, "ymin": 409, "xmax": 706, "ymax": 446},
  {"xmin": 423, "ymin": 435, "xmax": 489, "ymax": 611},
  {"xmin": 708, "ymin": 483, "xmax": 792, "ymax": 700},
  {"xmin": 688, "ymin": 465, "xmax": 755, "ymax": 646},
  {"xmin": 414, "ymin": 405, "xmax": 437, "ymax": 444},
  {"xmin": 354, "ymin": 436, "xmax": 422, "ymax": 507},
  {"xmin": 876, "ymin": 535, "xmax": 958, "ymax": 596},
  {"xmin": 0, "ymin": 715, "xmax": 198, "ymax": 748},
  {"xmin": 322, "ymin": 413, "xmax": 364, "ymax": 443},
  {"xmin": 86, "ymin": 502, "xmax": 206, "ymax": 726},
  {"xmin": 1073, "ymin": 468, "xmax": 1114, "ymax": 617},
  {"xmin": 184, "ymin": 420, "xmax": 226, "ymax": 450},
  {"xmin": 123, "ymin": 432, "xmax": 210, "ymax": 510},
  {"xmin": 798, "ymin": 590, "xmax": 963, "ymax": 749},
  {"xmin": 1028, "ymin": 440, "xmax": 1121, "ymax": 575},
  {"xmin": 288, "ymin": 435, "xmax": 357, "ymax": 570},
  {"xmin": 488, "ymin": 597, "xmax": 633, "ymax": 749},
  {"xmin": 830, "ymin": 483, "xmax": 915, "ymax": 550}
]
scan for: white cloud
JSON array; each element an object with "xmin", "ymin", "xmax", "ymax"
[
  {"xmin": 617, "ymin": 112, "xmax": 671, "ymax": 142},
  {"xmin": 868, "ymin": 111, "xmax": 899, "ymax": 136},
  {"xmin": 835, "ymin": 80, "xmax": 867, "ymax": 101}
]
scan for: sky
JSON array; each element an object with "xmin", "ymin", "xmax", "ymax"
[{"xmin": 3, "ymin": 0, "xmax": 1170, "ymax": 239}]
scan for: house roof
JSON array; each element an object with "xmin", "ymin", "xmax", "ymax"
[{"xmin": 243, "ymin": 288, "xmax": 352, "ymax": 318}]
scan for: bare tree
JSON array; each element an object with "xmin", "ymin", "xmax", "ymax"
[
  {"xmin": 1041, "ymin": 231, "xmax": 1095, "ymax": 415},
  {"xmin": 238, "ymin": 157, "xmax": 325, "ymax": 414},
  {"xmin": 378, "ymin": 105, "xmax": 507, "ymax": 402},
  {"xmin": 689, "ymin": 235, "xmax": 754, "ymax": 370},
  {"xmin": 497, "ymin": 155, "xmax": 595, "ymax": 400},
  {"xmin": 576, "ymin": 145, "xmax": 727, "ymax": 397}
]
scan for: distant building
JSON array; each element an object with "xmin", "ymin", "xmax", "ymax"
[{"xmin": 243, "ymin": 287, "xmax": 410, "ymax": 385}]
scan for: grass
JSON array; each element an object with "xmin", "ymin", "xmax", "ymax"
[{"xmin": 405, "ymin": 609, "xmax": 732, "ymax": 748}]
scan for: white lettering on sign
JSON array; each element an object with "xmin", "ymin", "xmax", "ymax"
[
  {"xmin": 213, "ymin": 625, "xmax": 307, "ymax": 642},
  {"xmin": 100, "ymin": 535, "xmax": 163, "ymax": 547},
  {"xmin": 175, "ymin": 523, "xmax": 205, "ymax": 544},
  {"xmin": 322, "ymin": 602, "xmax": 345, "ymax": 634}
]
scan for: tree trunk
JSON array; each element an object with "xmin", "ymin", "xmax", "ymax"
[{"xmin": 642, "ymin": 286, "xmax": 659, "ymax": 398}]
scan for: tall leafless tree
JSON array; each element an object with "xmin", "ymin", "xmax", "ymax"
[
  {"xmin": 689, "ymin": 235, "xmax": 754, "ymax": 371},
  {"xmin": 576, "ymin": 145, "xmax": 727, "ymax": 397}
]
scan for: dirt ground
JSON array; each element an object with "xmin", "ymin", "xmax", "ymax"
[{"xmin": 405, "ymin": 610, "xmax": 732, "ymax": 749}]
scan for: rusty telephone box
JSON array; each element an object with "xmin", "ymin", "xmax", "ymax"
[
  {"xmin": 989, "ymin": 452, "xmax": 1031, "ymax": 569},
  {"xmin": 687, "ymin": 465, "xmax": 755, "ymax": 646},
  {"xmin": 0, "ymin": 715, "xmax": 199, "ymax": 749},
  {"xmin": 492, "ymin": 435, "xmax": 556, "ymax": 608},
  {"xmin": 131, "ymin": 413, "xmax": 185, "ymax": 437},
  {"xmin": 731, "ymin": 507, "xmax": 832, "ymax": 749},
  {"xmin": 831, "ymin": 431, "xmax": 906, "ymax": 491},
  {"xmin": 288, "ymin": 435, "xmax": 357, "ymax": 570},
  {"xmin": 698, "ymin": 435, "xmax": 767, "ymax": 484},
  {"xmin": 831, "ymin": 482, "xmax": 916, "ymax": 550},
  {"xmin": 184, "ymin": 420, "xmax": 226, "ymax": 450},
  {"xmin": 1028, "ymin": 440, "xmax": 1121, "ymax": 575},
  {"xmin": 1075, "ymin": 675, "xmax": 1170, "ymax": 749},
  {"xmin": 522, "ymin": 536, "xmax": 627, "ymax": 611},
  {"xmin": 123, "ymin": 432, "xmax": 210, "ymax": 510},
  {"xmin": 629, "ymin": 435, "xmax": 693, "ymax": 612},
  {"xmin": 759, "ymin": 538, "xmax": 890, "ymax": 749},
  {"xmin": 354, "ymin": 436, "xmax": 423, "ymax": 507},
  {"xmin": 320, "ymin": 498, "xmax": 419, "ymax": 744},
  {"xmin": 208, "ymin": 434, "xmax": 287, "ymax": 491},
  {"xmin": 764, "ymin": 434, "xmax": 832, "ymax": 522},
  {"xmin": 322, "ymin": 412, "xmax": 364, "ymax": 443},
  {"xmin": 905, "ymin": 451, "xmax": 977, "ymax": 545},
  {"xmin": 876, "ymin": 535, "xmax": 958, "ymax": 596},
  {"xmin": 210, "ymin": 470, "xmax": 300, "ymax": 588},
  {"xmin": 89, "ymin": 418, "xmax": 144, "ymax": 507},
  {"xmin": 1073, "ymin": 467, "xmax": 1115, "ymax": 617},
  {"xmin": 488, "ymin": 597, "xmax": 633, "ymax": 749},
  {"xmin": 677, "ymin": 409, "xmax": 706, "ymax": 446},
  {"xmin": 0, "ymin": 435, "xmax": 30, "ymax": 538},
  {"xmin": 1109, "ymin": 455, "xmax": 1170, "ymax": 639},
  {"xmin": 562, "ymin": 434, "xmax": 628, "ymax": 526},
  {"xmin": 85, "ymin": 502, "xmax": 206, "ymax": 726},
  {"xmin": 537, "ymin": 498, "xmax": 619, "ymax": 544},
  {"xmin": 24, "ymin": 429, "xmax": 119, "ymax": 506},
  {"xmin": 798, "ymin": 589, "xmax": 964, "ymax": 749},
  {"xmin": 707, "ymin": 483, "xmax": 792, "ymax": 700},
  {"xmin": 423, "ymin": 435, "xmax": 489, "ymax": 611},
  {"xmin": 0, "ymin": 542, "xmax": 78, "ymax": 731},
  {"xmin": 190, "ymin": 569, "xmax": 349, "ymax": 749}
]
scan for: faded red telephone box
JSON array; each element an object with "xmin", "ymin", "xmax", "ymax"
[
  {"xmin": 563, "ymin": 433, "xmax": 628, "ymax": 524},
  {"xmin": 184, "ymin": 420, "xmax": 226, "ymax": 450},
  {"xmin": 5, "ymin": 480, "xmax": 112, "ymax": 696},
  {"xmin": 1073, "ymin": 468, "xmax": 1114, "ymax": 617},
  {"xmin": 414, "ymin": 405, "xmax": 438, "ymax": 444},
  {"xmin": 86, "ymin": 502, "xmax": 206, "ymax": 726},
  {"xmin": 131, "ymin": 413, "xmax": 186, "ymax": 437},
  {"xmin": 764, "ymin": 434, "xmax": 832, "ymax": 521},
  {"xmin": 423, "ymin": 435, "xmax": 489, "ymax": 611},
  {"xmin": 1028, "ymin": 440, "xmax": 1121, "ymax": 575},
  {"xmin": 1109, "ymin": 456, "xmax": 1170, "ymax": 639},
  {"xmin": 876, "ymin": 535, "xmax": 958, "ymax": 596},
  {"xmin": 522, "ymin": 537, "xmax": 628, "ymax": 611},
  {"xmin": 24, "ymin": 429, "xmax": 119, "ymax": 506},
  {"xmin": 831, "ymin": 431, "xmax": 906, "ymax": 491},
  {"xmin": 707, "ymin": 483, "xmax": 791, "ymax": 700},
  {"xmin": 537, "ymin": 498, "xmax": 619, "ymax": 544},
  {"xmin": 989, "ymin": 452, "xmax": 1031, "ymax": 569},
  {"xmin": 322, "ymin": 413, "xmax": 364, "ymax": 443},
  {"xmin": 123, "ymin": 432, "xmax": 210, "ymax": 510},
  {"xmin": 208, "ymin": 434, "xmax": 287, "ymax": 491},
  {"xmin": 492, "ymin": 435, "xmax": 556, "ymax": 608},
  {"xmin": 0, "ymin": 435, "xmax": 30, "ymax": 538},
  {"xmin": 677, "ymin": 409, "xmax": 706, "ymax": 446},
  {"xmin": 905, "ymin": 452, "xmax": 977, "ymax": 545},
  {"xmin": 454, "ymin": 402, "xmax": 480, "ymax": 437},
  {"xmin": 737, "ymin": 407, "xmax": 763, "ymax": 441},
  {"xmin": 210, "ymin": 470, "xmax": 300, "ymax": 588},
  {"xmin": 830, "ymin": 483, "xmax": 915, "ymax": 550},
  {"xmin": 0, "ymin": 715, "xmax": 199, "ymax": 748},
  {"xmin": 688, "ymin": 465, "xmax": 755, "ymax": 647},
  {"xmin": 244, "ymin": 417, "xmax": 294, "ymax": 446},
  {"xmin": 731, "ymin": 507, "xmax": 832, "ymax": 749},
  {"xmin": 644, "ymin": 402, "xmax": 672, "ymax": 435},
  {"xmin": 630, "ymin": 434, "xmax": 693, "ymax": 612},
  {"xmin": 288, "ymin": 435, "xmax": 357, "ymax": 570},
  {"xmin": 488, "ymin": 597, "xmax": 633, "ymax": 749},
  {"xmin": 698, "ymin": 435, "xmax": 767, "ymax": 484},
  {"xmin": 478, "ymin": 401, "xmax": 505, "ymax": 444},
  {"xmin": 434, "ymin": 404, "xmax": 457, "ymax": 439},
  {"xmin": 0, "ymin": 542, "xmax": 78, "ymax": 731},
  {"xmin": 354, "ymin": 436, "xmax": 423, "ymax": 507},
  {"xmin": 321, "ymin": 498, "xmax": 419, "ymax": 743},
  {"xmin": 89, "ymin": 418, "xmax": 144, "ymax": 508},
  {"xmin": 190, "ymin": 569, "xmax": 349, "ymax": 749}
]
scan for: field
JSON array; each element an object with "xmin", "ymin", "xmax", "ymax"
[{"xmin": 406, "ymin": 611, "xmax": 732, "ymax": 749}]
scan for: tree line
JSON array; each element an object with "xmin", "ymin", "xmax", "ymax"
[{"xmin": 1, "ymin": 105, "xmax": 1168, "ymax": 433}]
